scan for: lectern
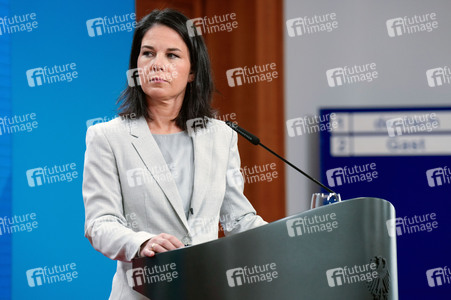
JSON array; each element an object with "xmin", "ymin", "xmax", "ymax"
[{"xmin": 131, "ymin": 197, "xmax": 398, "ymax": 300}]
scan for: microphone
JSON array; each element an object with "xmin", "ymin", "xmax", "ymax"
[
  {"xmin": 225, "ymin": 121, "xmax": 337, "ymax": 195},
  {"xmin": 226, "ymin": 121, "xmax": 260, "ymax": 145}
]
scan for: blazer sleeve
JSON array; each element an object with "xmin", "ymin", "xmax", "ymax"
[
  {"xmin": 220, "ymin": 130, "xmax": 267, "ymax": 236},
  {"xmin": 82, "ymin": 125, "xmax": 154, "ymax": 262}
]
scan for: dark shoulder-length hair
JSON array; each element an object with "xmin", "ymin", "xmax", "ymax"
[{"xmin": 117, "ymin": 8, "xmax": 215, "ymax": 130}]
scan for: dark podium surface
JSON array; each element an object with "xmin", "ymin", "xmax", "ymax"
[{"xmin": 131, "ymin": 197, "xmax": 398, "ymax": 300}]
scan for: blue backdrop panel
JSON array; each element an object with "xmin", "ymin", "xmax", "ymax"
[
  {"xmin": 320, "ymin": 107, "xmax": 451, "ymax": 300},
  {"xmin": 0, "ymin": 0, "xmax": 12, "ymax": 299},
  {"xmin": 0, "ymin": 0, "xmax": 136, "ymax": 299}
]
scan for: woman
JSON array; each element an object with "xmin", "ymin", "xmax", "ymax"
[{"xmin": 82, "ymin": 8, "xmax": 266, "ymax": 299}]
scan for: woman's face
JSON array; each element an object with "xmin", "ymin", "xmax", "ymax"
[{"xmin": 137, "ymin": 24, "xmax": 193, "ymax": 103}]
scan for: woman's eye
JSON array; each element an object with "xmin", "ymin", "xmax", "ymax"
[
  {"xmin": 142, "ymin": 51, "xmax": 154, "ymax": 57},
  {"xmin": 167, "ymin": 53, "xmax": 179, "ymax": 59}
]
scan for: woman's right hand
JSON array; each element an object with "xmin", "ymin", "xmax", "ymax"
[{"xmin": 139, "ymin": 233, "xmax": 185, "ymax": 257}]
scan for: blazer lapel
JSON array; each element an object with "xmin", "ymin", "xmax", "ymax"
[
  {"xmin": 190, "ymin": 123, "xmax": 214, "ymax": 217},
  {"xmin": 129, "ymin": 117, "xmax": 189, "ymax": 231}
]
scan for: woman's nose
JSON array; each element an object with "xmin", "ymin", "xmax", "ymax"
[{"xmin": 151, "ymin": 54, "xmax": 166, "ymax": 72}]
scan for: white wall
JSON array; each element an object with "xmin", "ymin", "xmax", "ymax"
[{"xmin": 284, "ymin": 0, "xmax": 451, "ymax": 215}]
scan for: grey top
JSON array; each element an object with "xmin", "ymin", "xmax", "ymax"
[{"xmin": 152, "ymin": 131, "xmax": 194, "ymax": 219}]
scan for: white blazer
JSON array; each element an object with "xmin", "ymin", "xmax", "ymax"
[{"xmin": 82, "ymin": 116, "xmax": 266, "ymax": 299}]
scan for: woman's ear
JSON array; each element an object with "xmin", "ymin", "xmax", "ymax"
[{"xmin": 188, "ymin": 71, "xmax": 195, "ymax": 83}]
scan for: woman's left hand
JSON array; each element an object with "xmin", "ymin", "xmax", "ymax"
[{"xmin": 139, "ymin": 233, "xmax": 185, "ymax": 257}]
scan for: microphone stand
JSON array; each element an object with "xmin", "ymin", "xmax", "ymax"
[{"xmin": 225, "ymin": 121, "xmax": 341, "ymax": 205}]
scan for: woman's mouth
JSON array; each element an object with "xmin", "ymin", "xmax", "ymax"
[{"xmin": 149, "ymin": 76, "xmax": 168, "ymax": 83}]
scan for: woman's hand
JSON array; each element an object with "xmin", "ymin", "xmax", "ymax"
[{"xmin": 139, "ymin": 233, "xmax": 185, "ymax": 257}]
